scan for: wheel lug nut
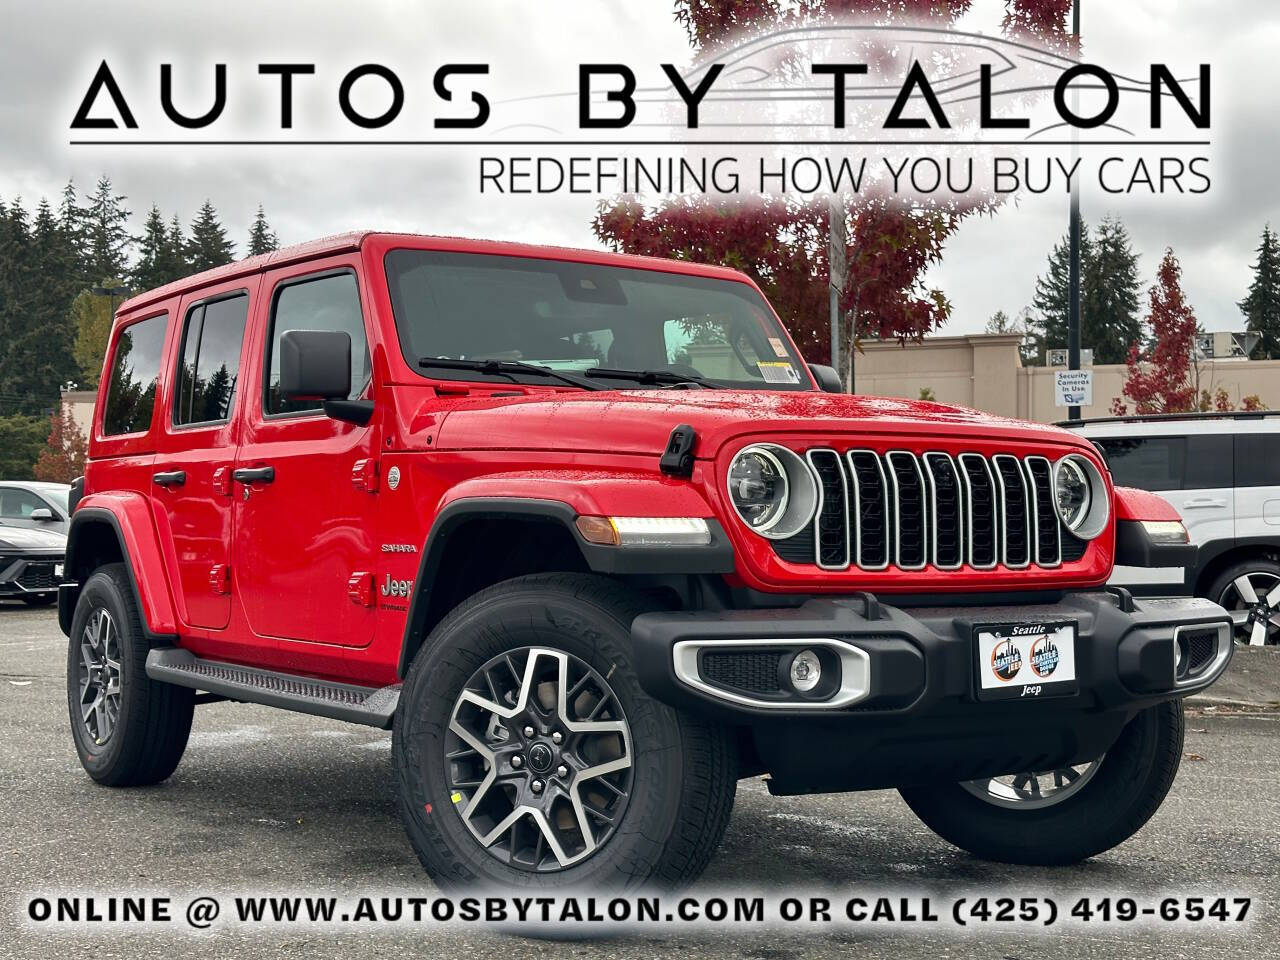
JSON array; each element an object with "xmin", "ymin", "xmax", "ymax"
[
  {"xmin": 523, "ymin": 725, "xmax": 535, "ymax": 738},
  {"xmin": 551, "ymin": 731, "xmax": 563, "ymax": 745},
  {"xmin": 511, "ymin": 755, "xmax": 523, "ymax": 769},
  {"xmin": 556, "ymin": 764, "xmax": 569, "ymax": 779},
  {"xmin": 530, "ymin": 779, "xmax": 544, "ymax": 794}
]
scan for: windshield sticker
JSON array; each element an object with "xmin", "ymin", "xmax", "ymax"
[
  {"xmin": 768, "ymin": 336, "xmax": 789, "ymax": 358},
  {"xmin": 757, "ymin": 361, "xmax": 800, "ymax": 384}
]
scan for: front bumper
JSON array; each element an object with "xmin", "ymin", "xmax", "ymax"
[
  {"xmin": 632, "ymin": 591, "xmax": 1233, "ymax": 793},
  {"xmin": 0, "ymin": 554, "xmax": 63, "ymax": 597}
]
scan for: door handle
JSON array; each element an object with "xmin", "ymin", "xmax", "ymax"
[
  {"xmin": 1182, "ymin": 497, "xmax": 1226, "ymax": 509},
  {"xmin": 152, "ymin": 470, "xmax": 186, "ymax": 488},
  {"xmin": 232, "ymin": 466, "xmax": 275, "ymax": 485}
]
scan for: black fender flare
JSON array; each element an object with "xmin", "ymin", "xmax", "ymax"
[{"xmin": 396, "ymin": 497, "xmax": 733, "ymax": 677}]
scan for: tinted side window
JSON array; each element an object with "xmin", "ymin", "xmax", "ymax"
[
  {"xmin": 102, "ymin": 314, "xmax": 168, "ymax": 436},
  {"xmin": 175, "ymin": 294, "xmax": 249, "ymax": 426},
  {"xmin": 1095, "ymin": 435, "xmax": 1232, "ymax": 491},
  {"xmin": 1236, "ymin": 435, "xmax": 1280, "ymax": 487},
  {"xmin": 264, "ymin": 272, "xmax": 370, "ymax": 416}
]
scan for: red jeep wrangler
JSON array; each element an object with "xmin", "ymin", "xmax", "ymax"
[{"xmin": 60, "ymin": 232, "xmax": 1231, "ymax": 889}]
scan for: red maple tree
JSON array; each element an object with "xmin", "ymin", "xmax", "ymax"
[
  {"xmin": 1111, "ymin": 250, "xmax": 1198, "ymax": 416},
  {"xmin": 34, "ymin": 407, "xmax": 89, "ymax": 483},
  {"xmin": 595, "ymin": 1, "xmax": 1072, "ymax": 376}
]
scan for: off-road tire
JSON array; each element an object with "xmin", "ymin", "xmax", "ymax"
[
  {"xmin": 66, "ymin": 563, "xmax": 195, "ymax": 786},
  {"xmin": 900, "ymin": 700, "xmax": 1185, "ymax": 865},
  {"xmin": 394, "ymin": 573, "xmax": 737, "ymax": 890}
]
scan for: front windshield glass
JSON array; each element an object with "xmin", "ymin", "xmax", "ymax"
[
  {"xmin": 44, "ymin": 489, "xmax": 69, "ymax": 514},
  {"xmin": 384, "ymin": 250, "xmax": 810, "ymax": 391}
]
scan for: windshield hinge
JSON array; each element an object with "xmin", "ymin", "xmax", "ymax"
[{"xmin": 659, "ymin": 424, "xmax": 698, "ymax": 477}]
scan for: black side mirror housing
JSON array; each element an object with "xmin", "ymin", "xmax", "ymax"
[
  {"xmin": 808, "ymin": 363, "xmax": 843, "ymax": 394},
  {"xmin": 279, "ymin": 330, "xmax": 373, "ymax": 426}
]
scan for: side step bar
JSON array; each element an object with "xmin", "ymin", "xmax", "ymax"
[{"xmin": 145, "ymin": 648, "xmax": 400, "ymax": 729}]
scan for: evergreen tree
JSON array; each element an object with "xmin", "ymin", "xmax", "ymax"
[
  {"xmin": 57, "ymin": 179, "xmax": 88, "ymax": 289},
  {"xmin": 82, "ymin": 176, "xmax": 132, "ymax": 284},
  {"xmin": 1083, "ymin": 216, "xmax": 1142, "ymax": 364},
  {"xmin": 187, "ymin": 200, "xmax": 235, "ymax": 272},
  {"xmin": 1031, "ymin": 218, "xmax": 1093, "ymax": 351},
  {"xmin": 133, "ymin": 205, "xmax": 172, "ymax": 292},
  {"xmin": 0, "ymin": 413, "xmax": 49, "ymax": 479},
  {"xmin": 165, "ymin": 214, "xmax": 191, "ymax": 280},
  {"xmin": 247, "ymin": 205, "xmax": 279, "ymax": 256},
  {"xmin": 1239, "ymin": 224, "xmax": 1280, "ymax": 359}
]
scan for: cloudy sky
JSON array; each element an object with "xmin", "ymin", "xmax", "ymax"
[{"xmin": 1, "ymin": 0, "xmax": 1273, "ymax": 338}]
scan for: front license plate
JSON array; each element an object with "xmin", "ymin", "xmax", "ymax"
[{"xmin": 975, "ymin": 621, "xmax": 1078, "ymax": 701}]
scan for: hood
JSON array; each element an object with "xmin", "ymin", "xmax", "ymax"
[
  {"xmin": 0, "ymin": 524, "xmax": 66, "ymax": 552},
  {"xmin": 430, "ymin": 389, "xmax": 1092, "ymax": 458}
]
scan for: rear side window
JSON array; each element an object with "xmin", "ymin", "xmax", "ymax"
[
  {"xmin": 1235, "ymin": 435, "xmax": 1280, "ymax": 487},
  {"xmin": 102, "ymin": 313, "xmax": 168, "ymax": 436},
  {"xmin": 1094, "ymin": 435, "xmax": 1232, "ymax": 491},
  {"xmin": 174, "ymin": 293, "xmax": 249, "ymax": 426},
  {"xmin": 264, "ymin": 272, "xmax": 370, "ymax": 416}
]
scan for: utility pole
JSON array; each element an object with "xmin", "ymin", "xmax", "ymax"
[
  {"xmin": 828, "ymin": 194, "xmax": 849, "ymax": 390},
  {"xmin": 1067, "ymin": 0, "xmax": 1083, "ymax": 421}
]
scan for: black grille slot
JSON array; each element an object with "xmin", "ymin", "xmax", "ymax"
[
  {"xmin": 887, "ymin": 453, "xmax": 927, "ymax": 568},
  {"xmin": 960, "ymin": 455, "xmax": 998, "ymax": 568},
  {"xmin": 701, "ymin": 650, "xmax": 784, "ymax": 695},
  {"xmin": 1061, "ymin": 533, "xmax": 1088, "ymax": 562},
  {"xmin": 994, "ymin": 455, "xmax": 1030, "ymax": 567},
  {"xmin": 924, "ymin": 453, "xmax": 963, "ymax": 568},
  {"xmin": 18, "ymin": 563, "xmax": 58, "ymax": 590},
  {"xmin": 808, "ymin": 449, "xmax": 849, "ymax": 569},
  {"xmin": 1026, "ymin": 458, "xmax": 1061, "ymax": 565},
  {"xmin": 848, "ymin": 451, "xmax": 889, "ymax": 568}
]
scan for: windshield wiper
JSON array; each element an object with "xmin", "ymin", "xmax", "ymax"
[
  {"xmin": 418, "ymin": 357, "xmax": 605, "ymax": 391},
  {"xmin": 584, "ymin": 367, "xmax": 725, "ymax": 390}
]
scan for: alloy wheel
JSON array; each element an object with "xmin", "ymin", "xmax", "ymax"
[
  {"xmin": 78, "ymin": 607, "xmax": 123, "ymax": 746},
  {"xmin": 960, "ymin": 760, "xmax": 1102, "ymax": 810},
  {"xmin": 1218, "ymin": 572, "xmax": 1280, "ymax": 646},
  {"xmin": 444, "ymin": 646, "xmax": 633, "ymax": 872}
]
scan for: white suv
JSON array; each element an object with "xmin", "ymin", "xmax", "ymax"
[{"xmin": 1065, "ymin": 412, "xmax": 1279, "ymax": 646}]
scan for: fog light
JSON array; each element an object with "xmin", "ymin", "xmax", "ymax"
[
  {"xmin": 1175, "ymin": 636, "xmax": 1188, "ymax": 678},
  {"xmin": 789, "ymin": 649, "xmax": 822, "ymax": 692}
]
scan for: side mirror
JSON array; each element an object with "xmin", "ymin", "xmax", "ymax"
[
  {"xmin": 808, "ymin": 363, "xmax": 843, "ymax": 394},
  {"xmin": 29, "ymin": 508, "xmax": 54, "ymax": 521},
  {"xmin": 279, "ymin": 330, "xmax": 373, "ymax": 426}
]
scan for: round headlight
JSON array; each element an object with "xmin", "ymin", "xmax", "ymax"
[
  {"xmin": 728, "ymin": 448, "xmax": 789, "ymax": 533},
  {"xmin": 727, "ymin": 444, "xmax": 819, "ymax": 540},
  {"xmin": 1054, "ymin": 457, "xmax": 1091, "ymax": 531},
  {"xmin": 1052, "ymin": 454, "xmax": 1108, "ymax": 540}
]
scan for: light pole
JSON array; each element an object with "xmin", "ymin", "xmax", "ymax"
[
  {"xmin": 90, "ymin": 284, "xmax": 132, "ymax": 319},
  {"xmin": 1067, "ymin": 0, "xmax": 1083, "ymax": 421}
]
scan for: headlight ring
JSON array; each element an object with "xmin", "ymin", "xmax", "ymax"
[
  {"xmin": 727, "ymin": 444, "xmax": 818, "ymax": 540},
  {"xmin": 1052, "ymin": 454, "xmax": 1109, "ymax": 540}
]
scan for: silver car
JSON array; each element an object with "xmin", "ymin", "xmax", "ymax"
[{"xmin": 0, "ymin": 481, "xmax": 71, "ymax": 536}]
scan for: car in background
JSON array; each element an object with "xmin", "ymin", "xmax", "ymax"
[
  {"xmin": 0, "ymin": 482, "xmax": 71, "ymax": 536},
  {"xmin": 0, "ymin": 525, "xmax": 65, "ymax": 606},
  {"xmin": 1064, "ymin": 412, "xmax": 1280, "ymax": 646}
]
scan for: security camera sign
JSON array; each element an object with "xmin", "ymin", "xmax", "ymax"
[{"xmin": 1053, "ymin": 369, "xmax": 1093, "ymax": 408}]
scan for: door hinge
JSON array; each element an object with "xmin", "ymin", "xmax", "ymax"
[
  {"xmin": 209, "ymin": 564, "xmax": 231, "ymax": 595},
  {"xmin": 347, "ymin": 571, "xmax": 375, "ymax": 607},
  {"xmin": 212, "ymin": 466, "xmax": 233, "ymax": 497},
  {"xmin": 352, "ymin": 458, "xmax": 379, "ymax": 493}
]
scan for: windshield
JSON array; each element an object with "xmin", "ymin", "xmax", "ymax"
[
  {"xmin": 384, "ymin": 250, "xmax": 811, "ymax": 391},
  {"xmin": 44, "ymin": 489, "xmax": 69, "ymax": 514}
]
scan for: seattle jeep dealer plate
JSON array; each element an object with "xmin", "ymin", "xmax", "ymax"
[{"xmin": 975, "ymin": 621, "xmax": 1078, "ymax": 701}]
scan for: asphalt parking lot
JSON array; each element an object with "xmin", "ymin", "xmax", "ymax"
[{"xmin": 2, "ymin": 603, "xmax": 1277, "ymax": 960}]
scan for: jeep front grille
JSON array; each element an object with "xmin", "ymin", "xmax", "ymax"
[{"xmin": 773, "ymin": 449, "xmax": 1090, "ymax": 572}]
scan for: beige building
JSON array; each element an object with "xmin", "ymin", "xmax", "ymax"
[{"xmin": 857, "ymin": 334, "xmax": 1280, "ymax": 422}]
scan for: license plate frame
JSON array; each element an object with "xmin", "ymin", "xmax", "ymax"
[{"xmin": 974, "ymin": 620, "xmax": 1079, "ymax": 702}]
